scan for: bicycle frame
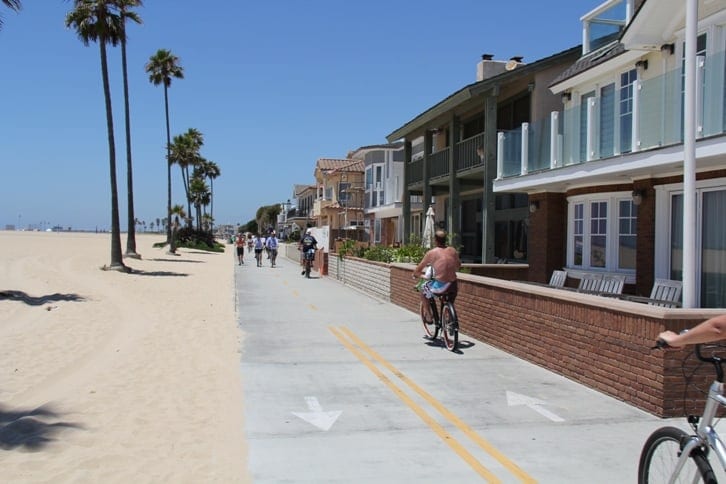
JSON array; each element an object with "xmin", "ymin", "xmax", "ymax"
[{"xmin": 669, "ymin": 347, "xmax": 726, "ymax": 481}]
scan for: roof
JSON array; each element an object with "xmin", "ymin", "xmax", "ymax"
[
  {"xmin": 385, "ymin": 45, "xmax": 581, "ymax": 142},
  {"xmin": 549, "ymin": 37, "xmax": 624, "ymax": 88},
  {"xmin": 315, "ymin": 158, "xmax": 365, "ymax": 172}
]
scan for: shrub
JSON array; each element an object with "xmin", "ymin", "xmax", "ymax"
[
  {"xmin": 362, "ymin": 245, "xmax": 394, "ymax": 263},
  {"xmin": 175, "ymin": 227, "xmax": 224, "ymax": 252}
]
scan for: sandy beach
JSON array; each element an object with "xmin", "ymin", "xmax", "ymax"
[{"xmin": 0, "ymin": 231, "xmax": 250, "ymax": 483}]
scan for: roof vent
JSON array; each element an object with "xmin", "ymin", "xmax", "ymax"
[{"xmin": 481, "ymin": 53, "xmax": 494, "ymax": 61}]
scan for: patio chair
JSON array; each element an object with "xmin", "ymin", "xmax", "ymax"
[
  {"xmin": 648, "ymin": 278, "xmax": 682, "ymax": 307},
  {"xmin": 548, "ymin": 270, "xmax": 568, "ymax": 288},
  {"xmin": 598, "ymin": 275, "xmax": 626, "ymax": 295},
  {"xmin": 622, "ymin": 278, "xmax": 683, "ymax": 307},
  {"xmin": 577, "ymin": 273, "xmax": 603, "ymax": 293}
]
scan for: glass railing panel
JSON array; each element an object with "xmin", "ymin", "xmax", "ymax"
[
  {"xmin": 500, "ymin": 127, "xmax": 522, "ymax": 177},
  {"xmin": 639, "ymin": 64, "xmax": 683, "ymax": 149},
  {"xmin": 527, "ymin": 116, "xmax": 552, "ymax": 173},
  {"xmin": 560, "ymin": 103, "xmax": 584, "ymax": 166},
  {"xmin": 702, "ymin": 49, "xmax": 726, "ymax": 138}
]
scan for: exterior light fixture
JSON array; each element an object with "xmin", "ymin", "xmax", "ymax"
[
  {"xmin": 561, "ymin": 91, "xmax": 572, "ymax": 103},
  {"xmin": 529, "ymin": 201, "xmax": 540, "ymax": 213},
  {"xmin": 660, "ymin": 43, "xmax": 675, "ymax": 56},
  {"xmin": 635, "ymin": 59, "xmax": 649, "ymax": 71},
  {"xmin": 632, "ymin": 189, "xmax": 644, "ymax": 206}
]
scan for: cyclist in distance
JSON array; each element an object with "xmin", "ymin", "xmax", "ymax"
[
  {"xmin": 658, "ymin": 314, "xmax": 726, "ymax": 347},
  {"xmin": 412, "ymin": 229, "xmax": 461, "ymax": 322},
  {"xmin": 299, "ymin": 228, "xmax": 318, "ymax": 276}
]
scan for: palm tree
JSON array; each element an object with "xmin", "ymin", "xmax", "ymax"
[
  {"xmin": 117, "ymin": 0, "xmax": 143, "ymax": 259},
  {"xmin": 189, "ymin": 177, "xmax": 210, "ymax": 231},
  {"xmin": 169, "ymin": 203, "xmax": 186, "ymax": 252},
  {"xmin": 1, "ymin": 0, "xmax": 21, "ymax": 30},
  {"xmin": 66, "ymin": 0, "xmax": 127, "ymax": 272},
  {"xmin": 145, "ymin": 48, "xmax": 184, "ymax": 251},
  {"xmin": 198, "ymin": 159, "xmax": 220, "ymax": 233},
  {"xmin": 168, "ymin": 128, "xmax": 203, "ymax": 223}
]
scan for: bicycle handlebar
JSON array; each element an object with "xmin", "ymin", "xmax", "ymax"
[{"xmin": 653, "ymin": 337, "xmax": 724, "ymax": 382}]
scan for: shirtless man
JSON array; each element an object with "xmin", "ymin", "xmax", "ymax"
[{"xmin": 412, "ymin": 229, "xmax": 461, "ymax": 321}]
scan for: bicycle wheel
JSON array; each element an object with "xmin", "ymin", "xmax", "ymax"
[
  {"xmin": 305, "ymin": 260, "xmax": 311, "ymax": 278},
  {"xmin": 420, "ymin": 300, "xmax": 438, "ymax": 339},
  {"xmin": 638, "ymin": 426, "xmax": 716, "ymax": 484},
  {"xmin": 441, "ymin": 302, "xmax": 458, "ymax": 351}
]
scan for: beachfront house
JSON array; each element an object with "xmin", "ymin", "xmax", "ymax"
[
  {"xmin": 494, "ymin": 0, "xmax": 726, "ymax": 307},
  {"xmin": 347, "ymin": 143, "xmax": 406, "ymax": 246},
  {"xmin": 312, "ymin": 159, "xmax": 366, "ymax": 243},
  {"xmin": 386, "ymin": 48, "xmax": 581, "ymax": 263}
]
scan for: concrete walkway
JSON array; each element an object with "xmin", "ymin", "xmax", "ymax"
[{"xmin": 235, "ymin": 251, "xmax": 685, "ymax": 483}]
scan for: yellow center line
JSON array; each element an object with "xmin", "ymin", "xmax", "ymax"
[
  {"xmin": 329, "ymin": 326, "xmax": 501, "ymax": 483},
  {"xmin": 338, "ymin": 326, "xmax": 537, "ymax": 484}
]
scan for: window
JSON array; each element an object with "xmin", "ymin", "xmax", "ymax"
[
  {"xmin": 659, "ymin": 180, "xmax": 726, "ymax": 308},
  {"xmin": 338, "ymin": 182, "xmax": 351, "ymax": 204},
  {"xmin": 568, "ymin": 193, "xmax": 636, "ymax": 272},
  {"xmin": 619, "ymin": 69, "xmax": 636, "ymax": 153},
  {"xmin": 618, "ymin": 200, "xmax": 637, "ymax": 269},
  {"xmin": 374, "ymin": 218, "xmax": 381, "ymax": 244}
]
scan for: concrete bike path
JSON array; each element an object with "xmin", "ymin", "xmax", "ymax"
[{"xmin": 235, "ymin": 251, "xmax": 679, "ymax": 483}]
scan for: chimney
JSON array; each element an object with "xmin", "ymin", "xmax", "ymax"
[{"xmin": 477, "ymin": 54, "xmax": 507, "ymax": 82}]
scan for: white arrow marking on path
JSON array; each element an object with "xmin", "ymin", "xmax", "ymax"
[
  {"xmin": 506, "ymin": 391, "xmax": 565, "ymax": 422},
  {"xmin": 292, "ymin": 396, "xmax": 342, "ymax": 431}
]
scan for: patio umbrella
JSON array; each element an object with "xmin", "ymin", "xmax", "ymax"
[{"xmin": 422, "ymin": 206, "xmax": 435, "ymax": 249}]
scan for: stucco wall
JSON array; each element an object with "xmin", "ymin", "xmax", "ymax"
[{"xmin": 328, "ymin": 255, "xmax": 391, "ymax": 302}]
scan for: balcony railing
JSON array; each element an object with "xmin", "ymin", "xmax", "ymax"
[
  {"xmin": 408, "ymin": 158, "xmax": 423, "ymax": 185},
  {"xmin": 497, "ymin": 49, "xmax": 726, "ymax": 179},
  {"xmin": 429, "ymin": 148, "xmax": 450, "ymax": 179},
  {"xmin": 456, "ymin": 132, "xmax": 485, "ymax": 171}
]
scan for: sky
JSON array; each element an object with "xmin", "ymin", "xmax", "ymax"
[{"xmin": 0, "ymin": 0, "xmax": 599, "ymax": 232}]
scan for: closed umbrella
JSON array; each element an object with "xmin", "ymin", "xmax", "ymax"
[{"xmin": 422, "ymin": 206, "xmax": 435, "ymax": 249}]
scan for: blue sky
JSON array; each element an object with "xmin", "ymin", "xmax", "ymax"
[{"xmin": 0, "ymin": 1, "xmax": 598, "ymax": 231}]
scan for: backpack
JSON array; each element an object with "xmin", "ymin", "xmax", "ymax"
[{"xmin": 302, "ymin": 235, "xmax": 314, "ymax": 248}]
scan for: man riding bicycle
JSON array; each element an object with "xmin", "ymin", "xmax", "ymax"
[
  {"xmin": 412, "ymin": 229, "xmax": 461, "ymax": 323},
  {"xmin": 299, "ymin": 228, "xmax": 318, "ymax": 276}
]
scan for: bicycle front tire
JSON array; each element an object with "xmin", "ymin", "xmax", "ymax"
[
  {"xmin": 441, "ymin": 302, "xmax": 458, "ymax": 351},
  {"xmin": 638, "ymin": 426, "xmax": 716, "ymax": 484}
]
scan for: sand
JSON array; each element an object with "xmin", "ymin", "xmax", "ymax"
[{"xmin": 0, "ymin": 231, "xmax": 250, "ymax": 483}]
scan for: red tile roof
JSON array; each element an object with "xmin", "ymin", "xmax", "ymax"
[{"xmin": 315, "ymin": 158, "xmax": 365, "ymax": 172}]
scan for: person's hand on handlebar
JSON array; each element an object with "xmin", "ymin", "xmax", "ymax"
[{"xmin": 656, "ymin": 330, "xmax": 683, "ymax": 349}]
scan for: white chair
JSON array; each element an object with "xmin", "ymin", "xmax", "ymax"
[
  {"xmin": 648, "ymin": 279, "xmax": 682, "ymax": 307},
  {"xmin": 577, "ymin": 273, "xmax": 603, "ymax": 293},
  {"xmin": 598, "ymin": 275, "xmax": 626, "ymax": 295},
  {"xmin": 548, "ymin": 270, "xmax": 568, "ymax": 288}
]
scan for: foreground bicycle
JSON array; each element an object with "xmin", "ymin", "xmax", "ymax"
[
  {"xmin": 638, "ymin": 340, "xmax": 725, "ymax": 483},
  {"xmin": 416, "ymin": 282, "xmax": 458, "ymax": 351}
]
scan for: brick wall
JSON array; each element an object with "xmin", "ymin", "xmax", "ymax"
[{"xmin": 389, "ymin": 264, "xmax": 721, "ymax": 417}]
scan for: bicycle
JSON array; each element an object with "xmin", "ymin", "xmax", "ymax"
[
  {"xmin": 301, "ymin": 247, "xmax": 314, "ymax": 278},
  {"xmin": 416, "ymin": 280, "xmax": 458, "ymax": 351},
  {"xmin": 638, "ymin": 340, "xmax": 726, "ymax": 483}
]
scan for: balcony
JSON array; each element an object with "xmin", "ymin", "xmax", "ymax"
[
  {"xmin": 497, "ymin": 49, "xmax": 726, "ymax": 179},
  {"xmin": 312, "ymin": 199, "xmax": 333, "ymax": 217},
  {"xmin": 407, "ymin": 132, "xmax": 486, "ymax": 189}
]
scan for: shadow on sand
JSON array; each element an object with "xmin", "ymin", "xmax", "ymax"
[
  {"xmin": 149, "ymin": 258, "xmax": 203, "ymax": 264},
  {"xmin": 0, "ymin": 404, "xmax": 83, "ymax": 451},
  {"xmin": 131, "ymin": 269, "xmax": 189, "ymax": 277},
  {"xmin": 0, "ymin": 291, "xmax": 85, "ymax": 306}
]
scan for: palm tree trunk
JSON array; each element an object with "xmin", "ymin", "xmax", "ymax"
[
  {"xmin": 164, "ymin": 84, "xmax": 175, "ymax": 253},
  {"xmin": 210, "ymin": 179, "xmax": 214, "ymax": 233},
  {"xmin": 182, "ymin": 165, "xmax": 192, "ymax": 227},
  {"xmin": 121, "ymin": 35, "xmax": 139, "ymax": 258},
  {"xmin": 100, "ymin": 39, "xmax": 125, "ymax": 270}
]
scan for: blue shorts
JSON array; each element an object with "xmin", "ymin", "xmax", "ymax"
[{"xmin": 422, "ymin": 280, "xmax": 455, "ymax": 299}]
